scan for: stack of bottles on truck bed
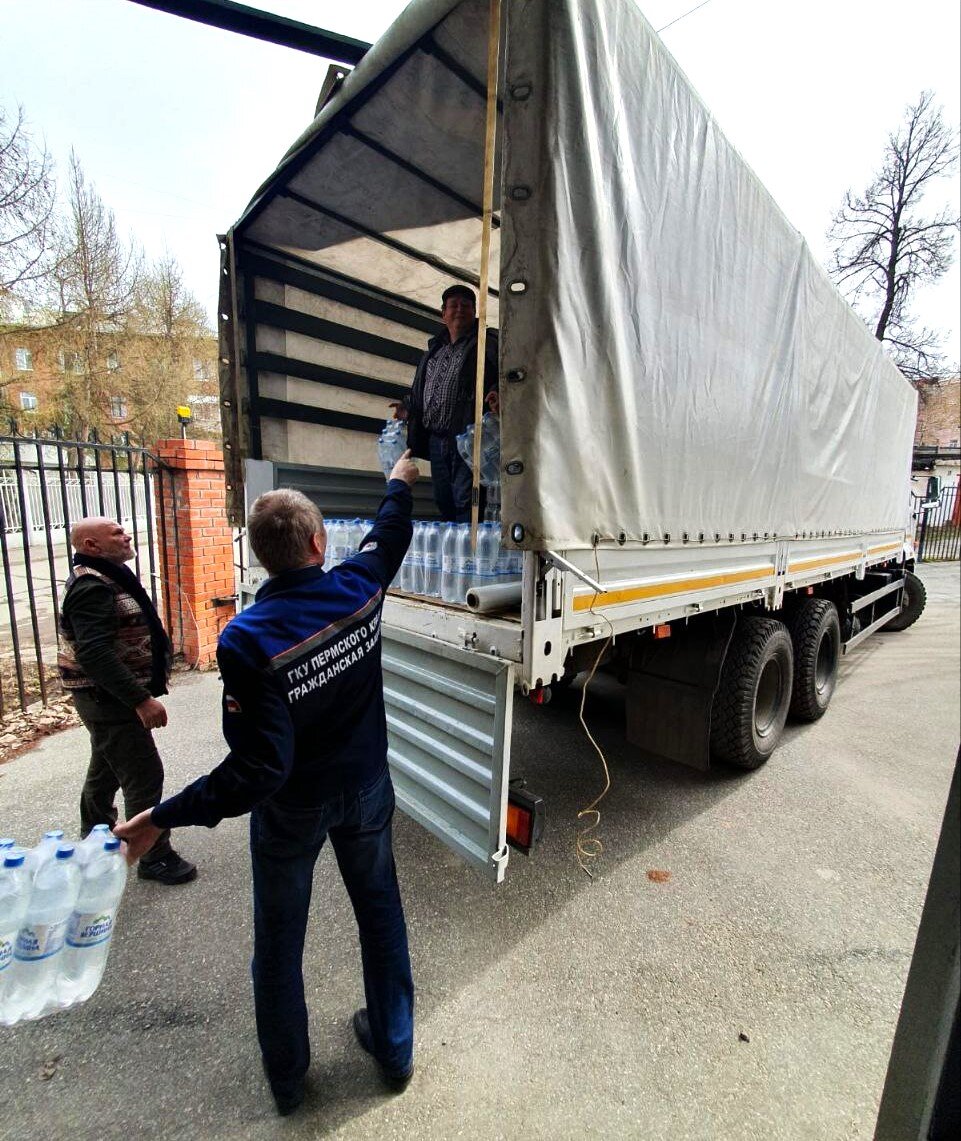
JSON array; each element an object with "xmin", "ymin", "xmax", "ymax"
[
  {"xmin": 0, "ymin": 827, "xmax": 127, "ymax": 1025},
  {"xmin": 354, "ymin": 414, "xmax": 521, "ymax": 605},
  {"xmin": 325, "ymin": 517, "xmax": 521, "ymax": 605}
]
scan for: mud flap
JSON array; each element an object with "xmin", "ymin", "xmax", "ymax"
[{"xmin": 625, "ymin": 612, "xmax": 737, "ymax": 770}]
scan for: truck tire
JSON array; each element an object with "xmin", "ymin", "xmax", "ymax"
[
  {"xmin": 710, "ymin": 617, "xmax": 794, "ymax": 770},
  {"xmin": 884, "ymin": 571, "xmax": 926, "ymax": 632},
  {"xmin": 787, "ymin": 599, "xmax": 840, "ymax": 722}
]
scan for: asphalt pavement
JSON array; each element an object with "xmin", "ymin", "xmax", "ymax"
[{"xmin": 0, "ymin": 562, "xmax": 958, "ymax": 1140}]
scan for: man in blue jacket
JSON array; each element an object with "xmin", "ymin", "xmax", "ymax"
[{"xmin": 116, "ymin": 450, "xmax": 419, "ymax": 1116}]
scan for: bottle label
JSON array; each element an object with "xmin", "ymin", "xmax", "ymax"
[
  {"xmin": 0, "ymin": 928, "xmax": 16, "ymax": 971},
  {"xmin": 66, "ymin": 909, "xmax": 115, "ymax": 949},
  {"xmin": 14, "ymin": 919, "xmax": 68, "ymax": 961}
]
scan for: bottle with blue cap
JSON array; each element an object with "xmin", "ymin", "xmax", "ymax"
[
  {"xmin": 0, "ymin": 848, "xmax": 30, "ymax": 1025},
  {"xmin": 75, "ymin": 824, "xmax": 112, "ymax": 868},
  {"xmin": 59, "ymin": 836, "xmax": 128, "ymax": 1007},
  {"xmin": 8, "ymin": 843, "xmax": 80, "ymax": 1022},
  {"xmin": 24, "ymin": 829, "xmax": 65, "ymax": 880}
]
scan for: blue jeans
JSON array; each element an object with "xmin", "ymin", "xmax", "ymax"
[
  {"xmin": 249, "ymin": 766, "xmax": 414, "ymax": 1097},
  {"xmin": 428, "ymin": 431, "xmax": 474, "ymax": 522}
]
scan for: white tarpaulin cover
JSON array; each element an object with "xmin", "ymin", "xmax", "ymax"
[
  {"xmin": 231, "ymin": 0, "xmax": 916, "ymax": 549},
  {"xmin": 498, "ymin": 0, "xmax": 916, "ymax": 548}
]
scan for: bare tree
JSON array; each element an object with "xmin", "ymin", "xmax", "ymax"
[
  {"xmin": 49, "ymin": 152, "xmax": 142, "ymax": 437},
  {"xmin": 121, "ymin": 251, "xmax": 217, "ymax": 442},
  {"xmin": 0, "ymin": 105, "xmax": 58, "ymax": 315},
  {"xmin": 827, "ymin": 91, "xmax": 960, "ymax": 381}
]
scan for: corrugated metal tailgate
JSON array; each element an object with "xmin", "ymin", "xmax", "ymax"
[{"xmin": 382, "ymin": 627, "xmax": 514, "ymax": 883}]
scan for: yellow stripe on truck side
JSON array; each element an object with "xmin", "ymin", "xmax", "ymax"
[
  {"xmin": 787, "ymin": 551, "xmax": 860, "ymax": 574},
  {"xmin": 572, "ymin": 539, "xmax": 904, "ymax": 613},
  {"xmin": 787, "ymin": 540, "xmax": 903, "ymax": 577},
  {"xmin": 867, "ymin": 542, "xmax": 903, "ymax": 557},
  {"xmin": 571, "ymin": 566, "xmax": 773, "ymax": 613}
]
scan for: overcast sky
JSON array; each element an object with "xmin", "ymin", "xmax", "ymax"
[{"xmin": 3, "ymin": 0, "xmax": 959, "ymax": 359}]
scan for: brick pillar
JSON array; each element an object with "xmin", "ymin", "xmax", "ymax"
[{"xmin": 153, "ymin": 439, "xmax": 236, "ymax": 669}]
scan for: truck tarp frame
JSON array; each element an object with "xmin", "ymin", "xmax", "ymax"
[
  {"xmin": 128, "ymin": 0, "xmax": 371, "ymax": 63},
  {"xmin": 223, "ymin": 0, "xmax": 916, "ymax": 549}
]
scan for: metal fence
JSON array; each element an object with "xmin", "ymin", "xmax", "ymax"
[
  {"xmin": 0, "ymin": 429, "xmax": 179, "ymax": 718},
  {"xmin": 0, "ymin": 469, "xmax": 150, "ymax": 539},
  {"xmin": 914, "ymin": 483, "xmax": 961, "ymax": 562}
]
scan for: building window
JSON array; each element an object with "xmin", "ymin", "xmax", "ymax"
[
  {"xmin": 106, "ymin": 351, "xmax": 120, "ymax": 371},
  {"xmin": 109, "ymin": 395, "xmax": 128, "ymax": 419},
  {"xmin": 14, "ymin": 348, "xmax": 33, "ymax": 372},
  {"xmin": 59, "ymin": 350, "xmax": 84, "ymax": 374},
  {"xmin": 19, "ymin": 391, "xmax": 38, "ymax": 412},
  {"xmin": 192, "ymin": 357, "xmax": 211, "ymax": 381}
]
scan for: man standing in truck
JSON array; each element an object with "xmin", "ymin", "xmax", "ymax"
[
  {"xmin": 115, "ymin": 452, "xmax": 419, "ymax": 1116},
  {"xmin": 391, "ymin": 284, "xmax": 498, "ymax": 522}
]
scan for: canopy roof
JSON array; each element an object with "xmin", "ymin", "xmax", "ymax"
[{"xmin": 235, "ymin": 0, "xmax": 499, "ymax": 319}]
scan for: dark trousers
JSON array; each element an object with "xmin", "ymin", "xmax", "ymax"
[
  {"xmin": 73, "ymin": 689, "xmax": 171, "ymax": 862},
  {"xmin": 250, "ymin": 766, "xmax": 414, "ymax": 1098},
  {"xmin": 428, "ymin": 431, "xmax": 474, "ymax": 523}
]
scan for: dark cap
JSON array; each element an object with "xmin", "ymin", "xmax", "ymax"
[{"xmin": 441, "ymin": 284, "xmax": 476, "ymax": 309}]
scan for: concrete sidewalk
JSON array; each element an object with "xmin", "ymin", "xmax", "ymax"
[{"xmin": 0, "ymin": 563, "xmax": 958, "ymax": 1140}]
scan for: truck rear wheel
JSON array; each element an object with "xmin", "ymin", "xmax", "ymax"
[
  {"xmin": 884, "ymin": 571, "xmax": 926, "ymax": 632},
  {"xmin": 710, "ymin": 617, "xmax": 793, "ymax": 769},
  {"xmin": 787, "ymin": 599, "xmax": 840, "ymax": 722}
]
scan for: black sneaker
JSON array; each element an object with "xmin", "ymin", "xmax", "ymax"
[
  {"xmin": 352, "ymin": 1008, "xmax": 413, "ymax": 1092},
  {"xmin": 137, "ymin": 851, "xmax": 197, "ymax": 885}
]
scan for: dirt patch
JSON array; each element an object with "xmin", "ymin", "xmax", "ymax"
[{"xmin": 0, "ymin": 693, "xmax": 81, "ymax": 765}]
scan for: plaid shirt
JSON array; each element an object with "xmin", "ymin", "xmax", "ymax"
[{"xmin": 422, "ymin": 334, "xmax": 473, "ymax": 431}]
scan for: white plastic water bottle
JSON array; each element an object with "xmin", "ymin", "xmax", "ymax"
[
  {"xmin": 324, "ymin": 519, "xmax": 340, "ymax": 569},
  {"xmin": 400, "ymin": 533, "xmax": 415, "ymax": 592},
  {"xmin": 451, "ymin": 524, "xmax": 473, "ymax": 602},
  {"xmin": 480, "ymin": 412, "xmax": 501, "ymax": 487},
  {"xmin": 59, "ymin": 837, "xmax": 128, "ymax": 1007},
  {"xmin": 348, "ymin": 518, "xmax": 365, "ymax": 560},
  {"xmin": 410, "ymin": 522, "xmax": 426, "ymax": 594},
  {"xmin": 8, "ymin": 844, "xmax": 80, "ymax": 1022},
  {"xmin": 75, "ymin": 825, "xmax": 111, "ymax": 868},
  {"xmin": 0, "ymin": 850, "xmax": 30, "ymax": 1026},
  {"xmin": 440, "ymin": 524, "xmax": 458, "ymax": 602},
  {"xmin": 0, "ymin": 839, "xmax": 15, "ymax": 852},
  {"xmin": 377, "ymin": 422, "xmax": 395, "ymax": 477},
  {"xmin": 475, "ymin": 522, "xmax": 500, "ymax": 588},
  {"xmin": 24, "ymin": 829, "xmax": 65, "ymax": 881},
  {"xmin": 423, "ymin": 522, "xmax": 442, "ymax": 597},
  {"xmin": 456, "ymin": 423, "xmax": 475, "ymax": 469}
]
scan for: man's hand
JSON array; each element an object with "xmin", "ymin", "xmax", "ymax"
[
  {"xmin": 485, "ymin": 390, "xmax": 500, "ymax": 415},
  {"xmin": 113, "ymin": 809, "xmax": 162, "ymax": 865},
  {"xmin": 136, "ymin": 697, "xmax": 168, "ymax": 730},
  {"xmin": 388, "ymin": 401, "xmax": 408, "ymax": 422},
  {"xmin": 389, "ymin": 449, "xmax": 419, "ymax": 487}
]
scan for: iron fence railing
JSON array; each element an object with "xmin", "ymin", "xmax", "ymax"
[
  {"xmin": 913, "ymin": 483, "xmax": 961, "ymax": 562},
  {"xmin": 0, "ymin": 469, "xmax": 150, "ymax": 537},
  {"xmin": 0, "ymin": 429, "xmax": 180, "ymax": 719}
]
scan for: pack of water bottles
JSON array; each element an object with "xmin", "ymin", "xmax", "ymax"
[
  {"xmin": 398, "ymin": 520, "xmax": 521, "ymax": 604},
  {"xmin": 456, "ymin": 412, "xmax": 502, "ymax": 523},
  {"xmin": 325, "ymin": 518, "xmax": 375, "ymax": 571},
  {"xmin": 0, "ymin": 826, "xmax": 127, "ymax": 1026},
  {"xmin": 377, "ymin": 419, "xmax": 408, "ymax": 478},
  {"xmin": 456, "ymin": 411, "xmax": 501, "ymax": 482}
]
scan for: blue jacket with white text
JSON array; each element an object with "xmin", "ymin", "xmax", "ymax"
[{"xmin": 152, "ymin": 479, "xmax": 413, "ymax": 830}]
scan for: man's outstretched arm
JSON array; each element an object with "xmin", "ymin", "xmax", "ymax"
[{"xmin": 114, "ymin": 642, "xmax": 295, "ymax": 859}]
